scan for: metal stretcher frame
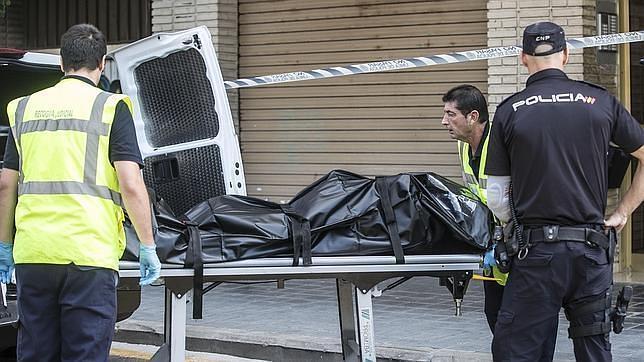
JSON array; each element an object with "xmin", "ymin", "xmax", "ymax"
[{"xmin": 118, "ymin": 254, "xmax": 482, "ymax": 362}]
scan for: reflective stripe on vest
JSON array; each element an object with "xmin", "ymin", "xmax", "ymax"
[
  {"xmin": 457, "ymin": 129, "xmax": 490, "ymax": 204},
  {"xmin": 13, "ymin": 92, "xmax": 122, "ymax": 207},
  {"xmin": 458, "ymin": 133, "xmax": 507, "ymax": 286},
  {"xmin": 18, "ymin": 181, "xmax": 123, "ymax": 206},
  {"xmin": 12, "ymin": 97, "xmax": 29, "ymax": 185}
]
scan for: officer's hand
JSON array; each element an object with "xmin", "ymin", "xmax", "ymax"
[
  {"xmin": 605, "ymin": 211, "xmax": 628, "ymax": 233},
  {"xmin": 0, "ymin": 241, "xmax": 14, "ymax": 284},
  {"xmin": 483, "ymin": 245, "xmax": 497, "ymax": 275},
  {"xmin": 139, "ymin": 244, "xmax": 161, "ymax": 286}
]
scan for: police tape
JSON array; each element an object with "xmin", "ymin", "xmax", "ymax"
[{"xmin": 223, "ymin": 30, "xmax": 644, "ymax": 90}]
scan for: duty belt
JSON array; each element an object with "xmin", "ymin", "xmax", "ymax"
[{"xmin": 524, "ymin": 226, "xmax": 609, "ymax": 250}]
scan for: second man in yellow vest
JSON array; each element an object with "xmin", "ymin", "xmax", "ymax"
[{"xmin": 441, "ymin": 84, "xmax": 505, "ymax": 333}]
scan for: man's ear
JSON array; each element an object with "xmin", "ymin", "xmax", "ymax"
[
  {"xmin": 562, "ymin": 48, "xmax": 569, "ymax": 66},
  {"xmin": 520, "ymin": 52, "xmax": 528, "ymax": 67},
  {"xmin": 469, "ymin": 110, "xmax": 480, "ymax": 124},
  {"xmin": 98, "ymin": 55, "xmax": 106, "ymax": 72}
]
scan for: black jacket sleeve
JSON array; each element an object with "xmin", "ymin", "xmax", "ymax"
[
  {"xmin": 2, "ymin": 129, "xmax": 19, "ymax": 171},
  {"xmin": 611, "ymin": 97, "xmax": 644, "ymax": 153},
  {"xmin": 109, "ymin": 100, "xmax": 144, "ymax": 167},
  {"xmin": 484, "ymin": 106, "xmax": 512, "ymax": 176}
]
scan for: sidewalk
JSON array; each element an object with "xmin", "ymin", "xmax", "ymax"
[{"xmin": 115, "ymin": 277, "xmax": 644, "ymax": 361}]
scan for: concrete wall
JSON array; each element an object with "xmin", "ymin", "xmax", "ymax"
[{"xmin": 151, "ymin": 0, "xmax": 239, "ymax": 129}]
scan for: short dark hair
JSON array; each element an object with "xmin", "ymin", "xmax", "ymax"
[
  {"xmin": 441, "ymin": 84, "xmax": 489, "ymax": 123},
  {"xmin": 60, "ymin": 24, "xmax": 107, "ymax": 72}
]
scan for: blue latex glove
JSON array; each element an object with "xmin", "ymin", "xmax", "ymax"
[
  {"xmin": 139, "ymin": 244, "xmax": 161, "ymax": 286},
  {"xmin": 483, "ymin": 245, "xmax": 497, "ymax": 275},
  {"xmin": 0, "ymin": 241, "xmax": 14, "ymax": 284}
]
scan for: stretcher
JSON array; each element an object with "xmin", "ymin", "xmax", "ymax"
[{"xmin": 118, "ymin": 254, "xmax": 482, "ymax": 362}]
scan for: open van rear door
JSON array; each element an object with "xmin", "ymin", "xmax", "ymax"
[{"xmin": 109, "ymin": 26, "xmax": 246, "ymax": 214}]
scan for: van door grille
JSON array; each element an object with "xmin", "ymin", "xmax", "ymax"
[
  {"xmin": 134, "ymin": 48, "xmax": 219, "ymax": 148},
  {"xmin": 143, "ymin": 144, "xmax": 226, "ymax": 215}
]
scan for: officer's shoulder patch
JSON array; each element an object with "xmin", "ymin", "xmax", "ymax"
[
  {"xmin": 574, "ymin": 80, "xmax": 607, "ymax": 91},
  {"xmin": 496, "ymin": 89, "xmax": 526, "ymax": 109}
]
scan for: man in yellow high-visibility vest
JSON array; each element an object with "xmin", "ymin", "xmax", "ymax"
[
  {"xmin": 441, "ymin": 84, "xmax": 505, "ymax": 333},
  {"xmin": 0, "ymin": 24, "xmax": 160, "ymax": 361}
]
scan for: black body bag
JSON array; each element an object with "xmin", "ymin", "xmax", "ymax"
[{"xmin": 122, "ymin": 170, "xmax": 492, "ymax": 264}]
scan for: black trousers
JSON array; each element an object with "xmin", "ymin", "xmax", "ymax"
[
  {"xmin": 491, "ymin": 241, "xmax": 612, "ymax": 362},
  {"xmin": 15, "ymin": 264, "xmax": 117, "ymax": 362},
  {"xmin": 484, "ymin": 279, "xmax": 505, "ymax": 333}
]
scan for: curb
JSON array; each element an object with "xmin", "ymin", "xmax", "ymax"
[
  {"xmin": 115, "ymin": 320, "xmax": 493, "ymax": 362},
  {"xmin": 110, "ymin": 342, "xmax": 267, "ymax": 362}
]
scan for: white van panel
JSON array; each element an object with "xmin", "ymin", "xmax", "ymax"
[{"xmin": 110, "ymin": 26, "xmax": 246, "ymax": 213}]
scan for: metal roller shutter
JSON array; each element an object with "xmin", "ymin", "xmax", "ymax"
[{"xmin": 239, "ymin": 0, "xmax": 488, "ymax": 203}]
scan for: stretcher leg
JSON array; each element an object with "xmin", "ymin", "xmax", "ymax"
[
  {"xmin": 151, "ymin": 287, "xmax": 187, "ymax": 362},
  {"xmin": 355, "ymin": 286, "xmax": 376, "ymax": 362},
  {"xmin": 337, "ymin": 279, "xmax": 359, "ymax": 361}
]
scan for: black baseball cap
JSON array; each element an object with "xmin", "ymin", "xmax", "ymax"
[{"xmin": 522, "ymin": 21, "xmax": 566, "ymax": 56}]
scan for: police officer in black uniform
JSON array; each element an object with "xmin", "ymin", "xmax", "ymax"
[{"xmin": 484, "ymin": 21, "xmax": 644, "ymax": 361}]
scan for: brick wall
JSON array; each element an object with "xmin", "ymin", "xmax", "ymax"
[
  {"xmin": 583, "ymin": 1, "xmax": 619, "ymax": 95},
  {"xmin": 151, "ymin": 0, "xmax": 239, "ymax": 129},
  {"xmin": 487, "ymin": 0, "xmax": 592, "ymax": 110},
  {"xmin": 0, "ymin": 1, "xmax": 24, "ymax": 48},
  {"xmin": 487, "ymin": 0, "xmax": 619, "ymax": 106}
]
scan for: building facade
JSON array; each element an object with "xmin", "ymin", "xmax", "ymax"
[{"xmin": 1, "ymin": 0, "xmax": 642, "ymax": 276}]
